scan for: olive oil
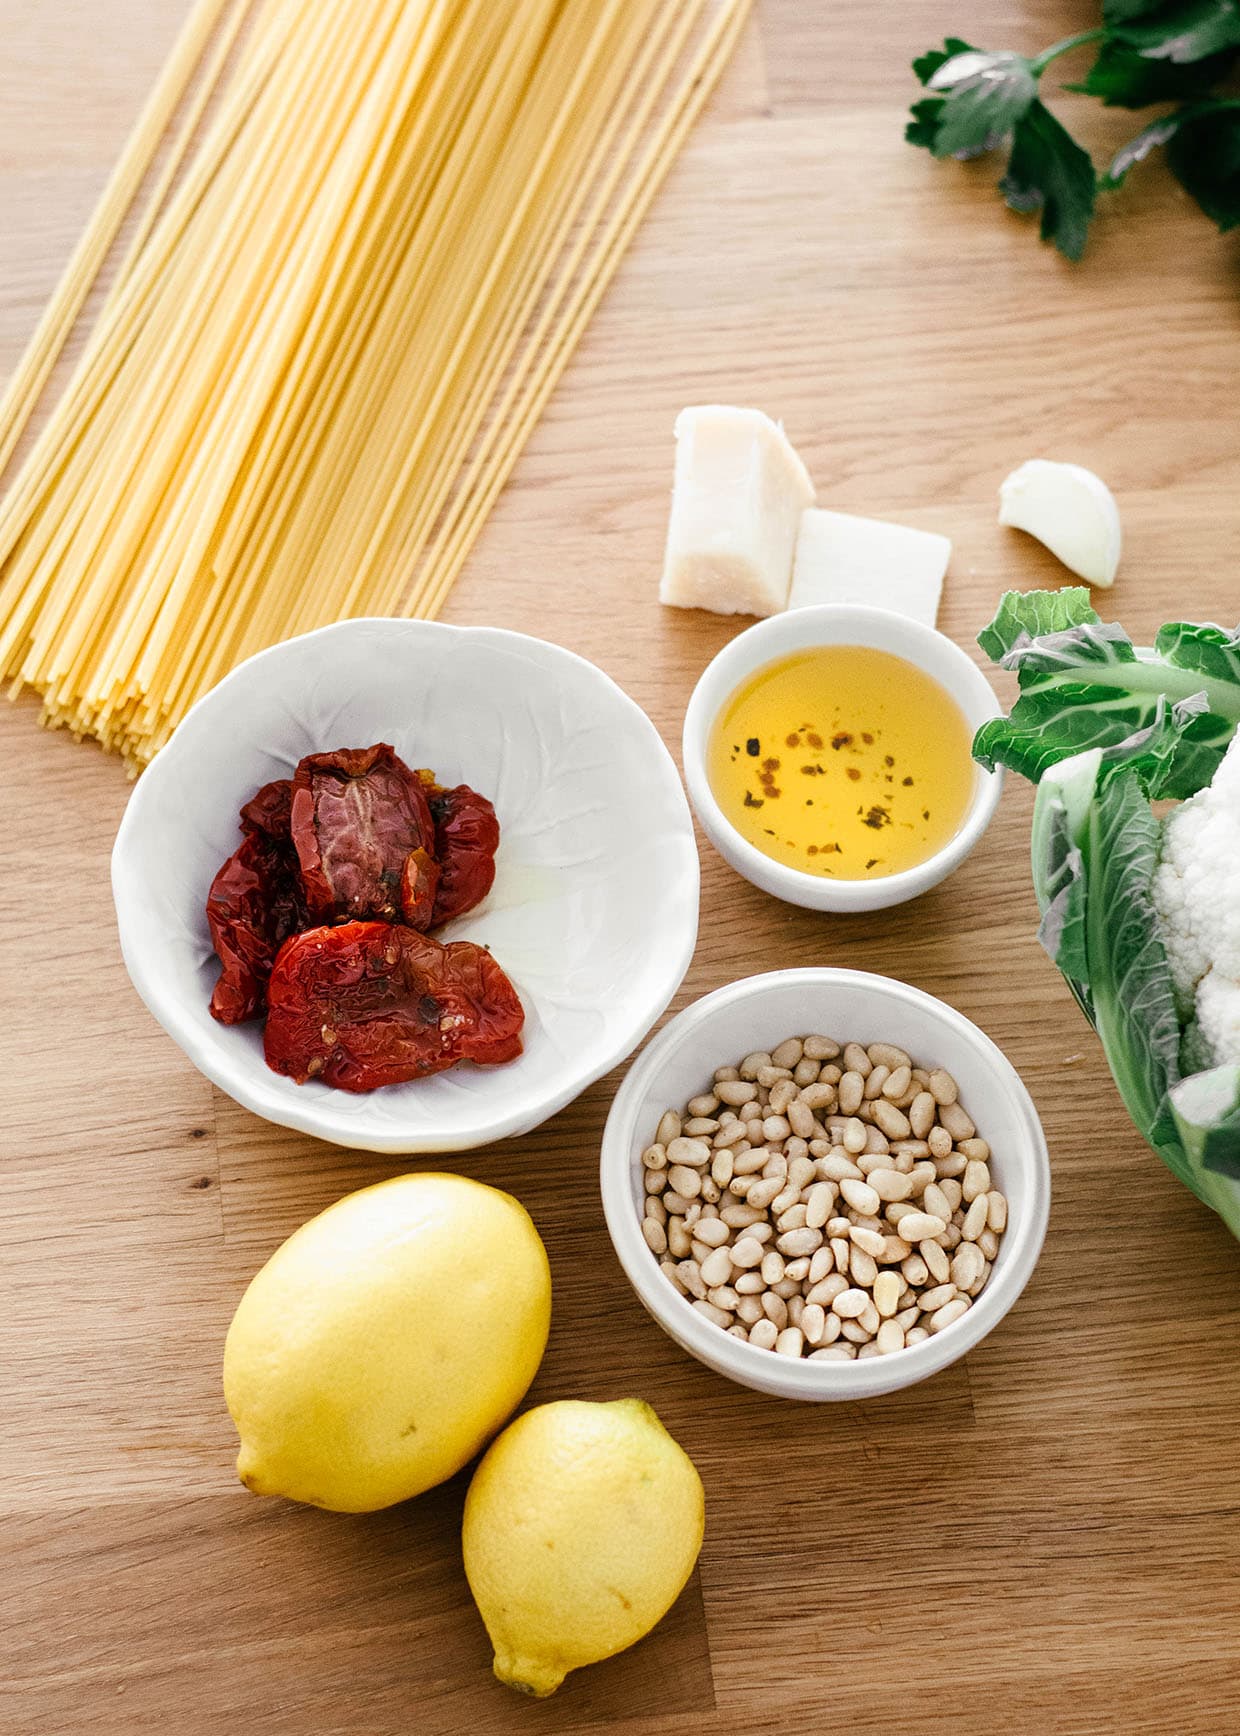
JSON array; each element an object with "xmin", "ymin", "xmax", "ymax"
[{"xmin": 707, "ymin": 645, "xmax": 975, "ymax": 880}]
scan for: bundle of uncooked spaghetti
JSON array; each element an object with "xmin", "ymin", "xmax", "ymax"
[{"xmin": 0, "ymin": 0, "xmax": 751, "ymax": 770}]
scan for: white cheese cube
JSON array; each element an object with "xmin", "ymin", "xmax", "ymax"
[
  {"xmin": 788, "ymin": 509, "xmax": 950, "ymax": 627},
  {"xmin": 659, "ymin": 406, "xmax": 815, "ymax": 617}
]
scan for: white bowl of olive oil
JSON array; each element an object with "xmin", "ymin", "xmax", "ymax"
[{"xmin": 682, "ymin": 606, "xmax": 1003, "ymax": 912}]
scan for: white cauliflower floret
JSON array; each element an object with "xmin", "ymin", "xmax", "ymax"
[{"xmin": 1153, "ymin": 729, "xmax": 1240, "ymax": 1064}]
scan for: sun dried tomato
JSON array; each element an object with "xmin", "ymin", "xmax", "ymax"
[
  {"xmin": 239, "ymin": 777, "xmax": 294, "ymax": 840},
  {"xmin": 425, "ymin": 781, "xmax": 500, "ymax": 925},
  {"xmin": 207, "ymin": 833, "xmax": 307, "ymax": 1025},
  {"xmin": 263, "ymin": 921, "xmax": 524, "ymax": 1091},
  {"xmin": 291, "ymin": 744, "xmax": 438, "ymax": 928}
]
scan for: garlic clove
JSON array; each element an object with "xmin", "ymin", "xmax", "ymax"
[{"xmin": 997, "ymin": 459, "xmax": 1121, "ymax": 588}]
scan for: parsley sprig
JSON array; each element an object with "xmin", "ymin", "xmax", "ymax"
[{"xmin": 907, "ymin": 3, "xmax": 1240, "ymax": 259}]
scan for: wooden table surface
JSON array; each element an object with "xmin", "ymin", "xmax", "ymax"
[{"xmin": 5, "ymin": 3, "xmax": 1240, "ymax": 1732}]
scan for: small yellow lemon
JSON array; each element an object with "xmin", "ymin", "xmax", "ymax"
[
  {"xmin": 224, "ymin": 1173, "xmax": 551, "ymax": 1513},
  {"xmin": 462, "ymin": 1398, "xmax": 705, "ymax": 1696}
]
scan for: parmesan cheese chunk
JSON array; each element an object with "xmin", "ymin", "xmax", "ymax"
[
  {"xmin": 788, "ymin": 509, "xmax": 950, "ymax": 627},
  {"xmin": 659, "ymin": 406, "xmax": 815, "ymax": 617}
]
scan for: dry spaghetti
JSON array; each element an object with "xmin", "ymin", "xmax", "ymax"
[{"xmin": 0, "ymin": 0, "xmax": 751, "ymax": 770}]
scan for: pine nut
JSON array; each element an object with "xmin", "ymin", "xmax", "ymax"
[
  {"xmin": 668, "ymin": 1218, "xmax": 692, "ymax": 1258},
  {"xmin": 920, "ymin": 1239, "xmax": 950, "ymax": 1284},
  {"xmin": 893, "ymin": 1304, "xmax": 921, "ymax": 1332},
  {"xmin": 660, "ymin": 1260, "xmax": 687, "ymax": 1295},
  {"xmin": 720, "ymin": 1203, "xmax": 764, "ymax": 1228},
  {"xmin": 734, "ymin": 1271, "xmax": 765, "ymax": 1294},
  {"xmin": 807, "ymin": 1273, "xmax": 848, "ymax": 1307},
  {"xmin": 909, "ymin": 1092, "xmax": 936, "ymax": 1139},
  {"xmin": 656, "ymin": 1111, "xmax": 682, "ymax": 1146},
  {"xmin": 849, "ymin": 1224, "xmax": 887, "ymax": 1259},
  {"xmin": 801, "ymin": 1303, "xmax": 827, "ymax": 1345},
  {"xmin": 642, "ymin": 1217, "xmax": 668, "ymax": 1256},
  {"xmin": 900, "ymin": 1253, "xmax": 929, "ymax": 1287},
  {"xmin": 840, "ymin": 1177, "xmax": 880, "ymax": 1216},
  {"xmin": 838, "ymin": 1072, "xmax": 865, "ymax": 1115},
  {"xmin": 708, "ymin": 1286, "xmax": 739, "ymax": 1312},
  {"xmin": 928, "ymin": 1124, "xmax": 953, "ymax": 1160},
  {"xmin": 963, "ymin": 1162, "xmax": 990, "ymax": 1203},
  {"xmin": 962, "ymin": 1195, "xmax": 989, "ymax": 1241},
  {"xmin": 804, "ymin": 1035, "xmax": 841, "ymax": 1060},
  {"xmin": 713, "ymin": 1066, "xmax": 740, "ymax": 1083},
  {"xmin": 873, "ymin": 1271, "xmax": 902, "ymax": 1317},
  {"xmin": 808, "ymin": 1245, "xmax": 834, "ymax": 1282},
  {"xmin": 787, "ymin": 1100, "xmax": 815, "ymax": 1139},
  {"xmin": 678, "ymin": 1262, "xmax": 707, "ymax": 1300},
  {"xmin": 872, "ymin": 1100, "xmax": 911, "ymax": 1140},
  {"xmin": 935, "ymin": 1151, "xmax": 967, "ymax": 1178},
  {"xmin": 736, "ymin": 1295, "xmax": 764, "ymax": 1324},
  {"xmin": 881, "ymin": 1236, "xmax": 911, "ymax": 1262},
  {"xmin": 849, "ymin": 1249, "xmax": 878, "ymax": 1287},
  {"xmin": 830, "ymin": 1236, "xmax": 851, "ymax": 1277},
  {"xmin": 794, "ymin": 1058, "xmax": 821, "ymax": 1086},
  {"xmin": 771, "ymin": 1037, "xmax": 804, "ymax": 1069},
  {"xmin": 868, "ymin": 1167, "xmax": 913, "ymax": 1203},
  {"xmin": 775, "ymin": 1326, "xmax": 804, "ymax": 1359},
  {"xmin": 978, "ymin": 1228, "xmax": 1000, "ymax": 1260},
  {"xmin": 757, "ymin": 1065, "xmax": 792, "ymax": 1089},
  {"xmin": 951, "ymin": 1243, "xmax": 985, "ymax": 1291},
  {"xmin": 749, "ymin": 1317, "xmax": 778, "ymax": 1351},
  {"xmin": 918, "ymin": 1284, "xmax": 957, "ymax": 1313},
  {"xmin": 832, "ymin": 1287, "xmax": 870, "ymax": 1319},
  {"xmin": 685, "ymin": 1117, "xmax": 719, "ymax": 1136},
  {"xmin": 928, "ymin": 1068, "xmax": 958, "ymax": 1105},
  {"xmin": 938, "ymin": 1101, "xmax": 975, "ymax": 1141},
  {"xmin": 746, "ymin": 1176, "xmax": 783, "ymax": 1211},
  {"xmin": 699, "ymin": 1246, "xmax": 733, "ymax": 1288},
  {"xmin": 960, "ymin": 1137, "xmax": 991, "ymax": 1163},
  {"xmin": 938, "ymin": 1179, "xmax": 963, "ymax": 1213},
  {"xmin": 760, "ymin": 1250, "xmax": 785, "ymax": 1285},
  {"xmin": 842, "ymin": 1042, "xmax": 871, "ymax": 1076},
  {"xmin": 804, "ymin": 1182, "xmax": 834, "ymax": 1229},
  {"xmin": 987, "ymin": 1191, "xmax": 1008, "ymax": 1233},
  {"xmin": 819, "ymin": 1151, "xmax": 863, "ymax": 1182},
  {"xmin": 717, "ymin": 1078, "xmax": 758, "ymax": 1106},
  {"xmin": 875, "ymin": 1320, "xmax": 905, "ymax": 1355},
  {"xmin": 644, "ymin": 1170, "xmax": 667, "ymax": 1195},
  {"xmin": 761, "ymin": 1292, "xmax": 788, "ymax": 1328},
  {"xmin": 864, "ymin": 1063, "xmax": 891, "ymax": 1100},
  {"xmin": 840, "ymin": 1319, "xmax": 872, "ymax": 1344},
  {"xmin": 711, "ymin": 1151, "xmax": 735, "ymax": 1187},
  {"xmin": 929, "ymin": 1297, "xmax": 970, "ymax": 1333},
  {"xmin": 667, "ymin": 1164, "xmax": 702, "ymax": 1199},
  {"xmin": 810, "ymin": 1345, "xmax": 856, "ymax": 1361},
  {"xmin": 921, "ymin": 1182, "xmax": 951, "ymax": 1222},
  {"xmin": 883, "ymin": 1064, "xmax": 912, "ymax": 1100},
  {"xmin": 905, "ymin": 1326, "xmax": 929, "ymax": 1346},
  {"xmin": 740, "ymin": 1052, "xmax": 771, "ymax": 1080},
  {"xmin": 730, "ymin": 1236, "xmax": 765, "ymax": 1269},
  {"xmin": 899, "ymin": 1211, "xmax": 947, "ymax": 1242},
  {"xmin": 642, "ymin": 1143, "xmax": 667, "ymax": 1171},
  {"xmin": 776, "ymin": 1228, "xmax": 822, "ymax": 1258}
]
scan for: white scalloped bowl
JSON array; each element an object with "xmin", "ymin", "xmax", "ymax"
[{"xmin": 111, "ymin": 619, "xmax": 700, "ymax": 1153}]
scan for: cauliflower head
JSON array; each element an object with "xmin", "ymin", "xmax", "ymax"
[{"xmin": 1153, "ymin": 729, "xmax": 1240, "ymax": 1066}]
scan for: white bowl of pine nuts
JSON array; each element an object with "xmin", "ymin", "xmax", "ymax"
[{"xmin": 601, "ymin": 969, "xmax": 1049, "ymax": 1400}]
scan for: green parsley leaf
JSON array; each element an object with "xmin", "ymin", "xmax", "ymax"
[
  {"xmin": 906, "ymin": 44, "xmax": 1039, "ymax": 159},
  {"xmin": 1107, "ymin": 99, "xmax": 1240, "ymax": 229},
  {"xmin": 1067, "ymin": 36, "xmax": 1237, "ymax": 104},
  {"xmin": 999, "ymin": 101, "xmax": 1098, "ymax": 260},
  {"xmin": 1108, "ymin": 0, "xmax": 1240, "ymax": 63}
]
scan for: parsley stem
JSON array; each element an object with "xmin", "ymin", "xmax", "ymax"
[{"xmin": 1030, "ymin": 28, "xmax": 1105, "ymax": 77}]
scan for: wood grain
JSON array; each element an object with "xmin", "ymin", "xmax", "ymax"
[{"xmin": 4, "ymin": 3, "xmax": 1240, "ymax": 1733}]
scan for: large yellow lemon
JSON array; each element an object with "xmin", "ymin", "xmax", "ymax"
[
  {"xmin": 224, "ymin": 1172, "xmax": 551, "ymax": 1512},
  {"xmin": 462, "ymin": 1398, "xmax": 705, "ymax": 1696}
]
